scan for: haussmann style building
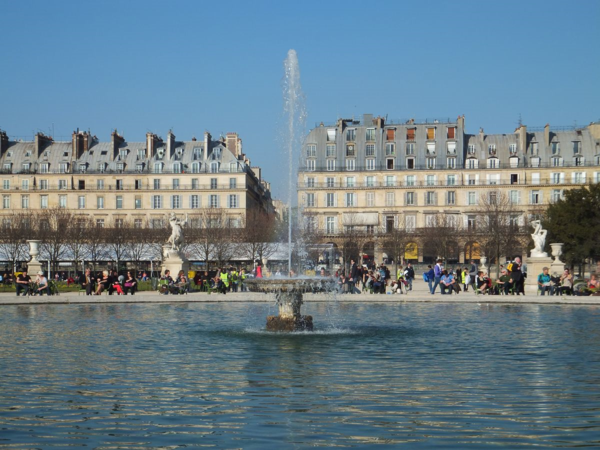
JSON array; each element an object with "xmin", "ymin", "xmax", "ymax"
[{"xmin": 298, "ymin": 114, "xmax": 600, "ymax": 265}]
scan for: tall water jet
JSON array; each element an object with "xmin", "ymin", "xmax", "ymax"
[{"xmin": 282, "ymin": 49, "xmax": 307, "ymax": 273}]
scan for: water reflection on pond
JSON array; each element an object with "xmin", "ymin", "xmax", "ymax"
[{"xmin": 1, "ymin": 302, "xmax": 600, "ymax": 448}]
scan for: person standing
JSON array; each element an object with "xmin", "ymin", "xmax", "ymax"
[
  {"xmin": 431, "ymin": 260, "xmax": 443, "ymax": 294},
  {"xmin": 424, "ymin": 265, "xmax": 435, "ymax": 294},
  {"xmin": 349, "ymin": 258, "xmax": 360, "ymax": 294},
  {"xmin": 81, "ymin": 268, "xmax": 95, "ymax": 296},
  {"xmin": 509, "ymin": 257, "xmax": 524, "ymax": 295},
  {"xmin": 405, "ymin": 263, "xmax": 415, "ymax": 291},
  {"xmin": 468, "ymin": 260, "xmax": 478, "ymax": 292}
]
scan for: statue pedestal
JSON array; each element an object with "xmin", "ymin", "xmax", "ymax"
[
  {"xmin": 162, "ymin": 245, "xmax": 189, "ymax": 278},
  {"xmin": 26, "ymin": 240, "xmax": 43, "ymax": 276},
  {"xmin": 525, "ymin": 256, "xmax": 553, "ymax": 294}
]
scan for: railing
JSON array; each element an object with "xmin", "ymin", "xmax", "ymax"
[
  {"xmin": 2, "ymin": 166, "xmax": 250, "ymax": 176},
  {"xmin": 301, "ymin": 178, "xmax": 596, "ymax": 189}
]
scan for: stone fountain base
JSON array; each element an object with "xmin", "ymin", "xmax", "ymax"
[{"xmin": 266, "ymin": 315, "xmax": 313, "ymax": 332}]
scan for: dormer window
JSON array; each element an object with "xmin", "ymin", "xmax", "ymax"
[
  {"xmin": 551, "ymin": 142, "xmax": 560, "ymax": 154},
  {"xmin": 509, "ymin": 144, "xmax": 517, "ymax": 154},
  {"xmin": 446, "ymin": 142, "xmax": 456, "ymax": 154},
  {"xmin": 153, "ymin": 162, "xmax": 163, "ymax": 174},
  {"xmin": 25, "ymin": 151, "xmax": 31, "ymax": 157},
  {"xmin": 467, "ymin": 144, "xmax": 476, "ymax": 154},
  {"xmin": 119, "ymin": 149, "xmax": 128, "ymax": 159},
  {"xmin": 59, "ymin": 163, "xmax": 68, "ymax": 173},
  {"xmin": 211, "ymin": 148, "xmax": 222, "ymax": 160},
  {"xmin": 447, "ymin": 127, "xmax": 456, "ymax": 139},
  {"xmin": 193, "ymin": 147, "xmax": 202, "ymax": 160},
  {"xmin": 426, "ymin": 142, "xmax": 436, "ymax": 155},
  {"xmin": 487, "ymin": 157, "xmax": 499, "ymax": 168},
  {"xmin": 175, "ymin": 148, "xmax": 184, "ymax": 160},
  {"xmin": 531, "ymin": 142, "xmax": 539, "ymax": 155},
  {"xmin": 63, "ymin": 152, "xmax": 69, "ymax": 158},
  {"xmin": 6, "ymin": 152, "xmax": 12, "ymax": 158},
  {"xmin": 97, "ymin": 163, "xmax": 106, "ymax": 173},
  {"xmin": 191, "ymin": 162, "xmax": 201, "ymax": 173},
  {"xmin": 116, "ymin": 163, "xmax": 125, "ymax": 172},
  {"xmin": 156, "ymin": 148, "xmax": 165, "ymax": 159},
  {"xmin": 210, "ymin": 162, "xmax": 219, "ymax": 173},
  {"xmin": 79, "ymin": 163, "xmax": 87, "ymax": 173},
  {"xmin": 173, "ymin": 162, "xmax": 182, "ymax": 174},
  {"xmin": 39, "ymin": 163, "xmax": 49, "ymax": 174},
  {"xmin": 426, "ymin": 128, "xmax": 435, "ymax": 140},
  {"xmin": 346, "ymin": 128, "xmax": 356, "ymax": 141},
  {"xmin": 136, "ymin": 163, "xmax": 144, "ymax": 173},
  {"xmin": 573, "ymin": 141, "xmax": 581, "ymax": 155},
  {"xmin": 488, "ymin": 144, "xmax": 497, "ymax": 155},
  {"xmin": 137, "ymin": 149, "xmax": 145, "ymax": 160},
  {"xmin": 100, "ymin": 151, "xmax": 107, "ymax": 156}
]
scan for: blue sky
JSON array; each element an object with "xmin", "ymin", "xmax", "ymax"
[{"xmin": 1, "ymin": 0, "xmax": 598, "ymax": 199}]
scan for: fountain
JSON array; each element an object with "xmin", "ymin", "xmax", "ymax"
[{"xmin": 245, "ymin": 50, "xmax": 333, "ymax": 331}]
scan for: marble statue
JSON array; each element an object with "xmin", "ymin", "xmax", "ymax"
[
  {"xmin": 167, "ymin": 213, "xmax": 188, "ymax": 251},
  {"xmin": 530, "ymin": 220, "xmax": 548, "ymax": 258}
]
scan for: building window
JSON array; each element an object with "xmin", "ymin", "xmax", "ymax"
[
  {"xmin": 467, "ymin": 160, "xmax": 479, "ymax": 170},
  {"xmin": 327, "ymin": 160, "xmax": 336, "ymax": 171},
  {"xmin": 447, "ymin": 127, "xmax": 456, "ymax": 139},
  {"xmin": 326, "ymin": 177, "xmax": 335, "ymax": 187},
  {"xmin": 366, "ymin": 176, "xmax": 375, "ymax": 187},
  {"xmin": 346, "ymin": 159, "xmax": 356, "ymax": 171},
  {"xmin": 346, "ymin": 144, "xmax": 355, "ymax": 157},
  {"xmin": 190, "ymin": 195, "xmax": 200, "ymax": 209},
  {"xmin": 425, "ymin": 191, "xmax": 436, "ymax": 205},
  {"xmin": 171, "ymin": 195, "xmax": 181, "ymax": 209},
  {"xmin": 210, "ymin": 162, "xmax": 219, "ymax": 173},
  {"xmin": 426, "ymin": 128, "xmax": 435, "ymax": 140},
  {"xmin": 551, "ymin": 172, "xmax": 564, "ymax": 184},
  {"xmin": 306, "ymin": 144, "xmax": 316, "ymax": 157},
  {"xmin": 530, "ymin": 190, "xmax": 541, "ymax": 205},
  {"xmin": 447, "ymin": 175, "xmax": 456, "ymax": 186},
  {"xmin": 39, "ymin": 179, "xmax": 48, "ymax": 190},
  {"xmin": 59, "ymin": 195, "xmax": 67, "ymax": 208},
  {"xmin": 39, "ymin": 163, "xmax": 48, "ymax": 174},
  {"xmin": 78, "ymin": 195, "xmax": 85, "ymax": 209},
  {"xmin": 2, "ymin": 195, "xmax": 9, "ymax": 209},
  {"xmin": 306, "ymin": 159, "xmax": 316, "ymax": 171},
  {"xmin": 386, "ymin": 158, "xmax": 395, "ymax": 170},
  {"xmin": 306, "ymin": 177, "xmax": 315, "ymax": 188},
  {"xmin": 227, "ymin": 194, "xmax": 238, "ymax": 208},
  {"xmin": 468, "ymin": 192, "xmax": 477, "ymax": 205},
  {"xmin": 552, "ymin": 157, "xmax": 563, "ymax": 167},
  {"xmin": 2, "ymin": 180, "xmax": 9, "ymax": 189},
  {"xmin": 552, "ymin": 189, "xmax": 562, "ymax": 202},
  {"xmin": 426, "ymin": 175, "xmax": 436, "ymax": 186},
  {"xmin": 210, "ymin": 178, "xmax": 218, "ymax": 189},
  {"xmin": 572, "ymin": 172, "xmax": 585, "ymax": 183},
  {"xmin": 386, "ymin": 192, "xmax": 395, "ymax": 207},
  {"xmin": 385, "ymin": 143, "xmax": 395, "ymax": 155},
  {"xmin": 151, "ymin": 179, "xmax": 160, "ymax": 190},
  {"xmin": 386, "ymin": 128, "xmax": 396, "ymax": 141},
  {"xmin": 97, "ymin": 196, "xmax": 104, "ymax": 209},
  {"xmin": 406, "ymin": 192, "xmax": 415, "ymax": 205},
  {"xmin": 489, "ymin": 191, "xmax": 498, "ymax": 204},
  {"xmin": 406, "ymin": 158, "xmax": 415, "ymax": 169},
  {"xmin": 426, "ymin": 142, "xmax": 436, "ymax": 156},
  {"xmin": 229, "ymin": 178, "xmax": 237, "ymax": 189},
  {"xmin": 209, "ymin": 195, "xmax": 219, "ymax": 208},
  {"xmin": 406, "ymin": 143, "xmax": 415, "ymax": 155},
  {"xmin": 447, "ymin": 142, "xmax": 456, "ymax": 155},
  {"xmin": 488, "ymin": 144, "xmax": 497, "ymax": 155},
  {"xmin": 406, "ymin": 128, "xmax": 416, "ymax": 140},
  {"xmin": 191, "ymin": 178, "xmax": 199, "ymax": 189},
  {"xmin": 467, "ymin": 215, "xmax": 476, "ymax": 230},
  {"xmin": 406, "ymin": 215, "xmax": 416, "ymax": 232},
  {"xmin": 551, "ymin": 142, "xmax": 560, "ymax": 154},
  {"xmin": 22, "ymin": 179, "xmax": 29, "ymax": 190},
  {"xmin": 116, "ymin": 163, "xmax": 125, "ymax": 172},
  {"xmin": 96, "ymin": 219, "xmax": 105, "ymax": 228},
  {"xmin": 152, "ymin": 195, "xmax": 162, "ymax": 209},
  {"xmin": 173, "ymin": 179, "xmax": 180, "ymax": 189},
  {"xmin": 21, "ymin": 195, "xmax": 29, "ymax": 209},
  {"xmin": 385, "ymin": 175, "xmax": 395, "ymax": 187},
  {"xmin": 326, "ymin": 129, "xmax": 336, "ymax": 142},
  {"xmin": 366, "ymin": 192, "xmax": 375, "ymax": 207},
  {"xmin": 345, "ymin": 177, "xmax": 355, "ymax": 188},
  {"xmin": 366, "ymin": 128, "xmax": 376, "ymax": 141},
  {"xmin": 306, "ymin": 193, "xmax": 315, "ymax": 207},
  {"xmin": 509, "ymin": 190, "xmax": 520, "ymax": 205},
  {"xmin": 345, "ymin": 193, "xmax": 356, "ymax": 207},
  {"xmin": 509, "ymin": 143, "xmax": 517, "ymax": 154},
  {"xmin": 116, "ymin": 195, "xmax": 123, "ymax": 209},
  {"xmin": 365, "ymin": 144, "xmax": 375, "ymax": 156},
  {"xmin": 426, "ymin": 158, "xmax": 436, "ymax": 169},
  {"xmin": 153, "ymin": 162, "xmax": 163, "ymax": 174},
  {"xmin": 530, "ymin": 142, "xmax": 538, "ymax": 155},
  {"xmin": 574, "ymin": 156, "xmax": 584, "ymax": 166},
  {"xmin": 346, "ymin": 128, "xmax": 356, "ymax": 141},
  {"xmin": 135, "ymin": 196, "xmax": 142, "ymax": 209},
  {"xmin": 326, "ymin": 217, "xmax": 336, "ymax": 234},
  {"xmin": 59, "ymin": 163, "xmax": 68, "ymax": 173},
  {"xmin": 326, "ymin": 193, "xmax": 335, "ymax": 207},
  {"xmin": 573, "ymin": 141, "xmax": 581, "ymax": 154},
  {"xmin": 190, "ymin": 162, "xmax": 200, "ymax": 174},
  {"xmin": 326, "ymin": 144, "xmax": 336, "ymax": 157},
  {"xmin": 406, "ymin": 175, "xmax": 415, "ymax": 186},
  {"xmin": 447, "ymin": 191, "xmax": 455, "ymax": 205},
  {"xmin": 366, "ymin": 159, "xmax": 375, "ymax": 170},
  {"xmin": 134, "ymin": 219, "xmax": 143, "ymax": 228},
  {"xmin": 487, "ymin": 158, "xmax": 499, "ymax": 168},
  {"xmin": 467, "ymin": 144, "xmax": 476, "ymax": 154}
]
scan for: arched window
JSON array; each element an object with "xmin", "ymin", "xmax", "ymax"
[
  {"xmin": 153, "ymin": 162, "xmax": 163, "ymax": 174},
  {"xmin": 191, "ymin": 162, "xmax": 200, "ymax": 173},
  {"xmin": 173, "ymin": 162, "xmax": 182, "ymax": 174}
]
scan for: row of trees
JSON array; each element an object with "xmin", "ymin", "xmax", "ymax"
[{"xmin": 0, "ymin": 208, "xmax": 280, "ymax": 273}]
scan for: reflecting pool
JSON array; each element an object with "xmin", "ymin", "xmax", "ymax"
[{"xmin": 1, "ymin": 302, "xmax": 600, "ymax": 448}]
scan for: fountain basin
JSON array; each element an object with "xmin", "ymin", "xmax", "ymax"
[{"xmin": 244, "ymin": 277, "xmax": 335, "ymax": 331}]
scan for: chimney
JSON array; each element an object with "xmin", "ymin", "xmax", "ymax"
[
  {"xmin": 111, "ymin": 130, "xmax": 125, "ymax": 161},
  {"xmin": 166, "ymin": 130, "xmax": 176, "ymax": 159},
  {"xmin": 516, "ymin": 124, "xmax": 527, "ymax": 154},
  {"xmin": 363, "ymin": 114, "xmax": 373, "ymax": 126},
  {"xmin": 35, "ymin": 132, "xmax": 52, "ymax": 157},
  {"xmin": 0, "ymin": 130, "xmax": 8, "ymax": 156},
  {"xmin": 457, "ymin": 114, "xmax": 465, "ymax": 132},
  {"xmin": 544, "ymin": 123, "xmax": 550, "ymax": 148},
  {"xmin": 72, "ymin": 130, "xmax": 92, "ymax": 159},
  {"xmin": 146, "ymin": 132, "xmax": 161, "ymax": 159},
  {"xmin": 226, "ymin": 132, "xmax": 241, "ymax": 157},
  {"xmin": 375, "ymin": 116, "xmax": 385, "ymax": 129},
  {"xmin": 203, "ymin": 131, "xmax": 211, "ymax": 162}
]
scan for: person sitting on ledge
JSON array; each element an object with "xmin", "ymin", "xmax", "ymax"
[
  {"xmin": 35, "ymin": 271, "xmax": 49, "ymax": 296},
  {"xmin": 559, "ymin": 268, "xmax": 574, "ymax": 295},
  {"xmin": 123, "ymin": 271, "xmax": 137, "ymax": 295},
  {"xmin": 95, "ymin": 270, "xmax": 110, "ymax": 295},
  {"xmin": 476, "ymin": 271, "xmax": 490, "ymax": 294},
  {"xmin": 495, "ymin": 269, "xmax": 512, "ymax": 295},
  {"xmin": 440, "ymin": 270, "xmax": 455, "ymax": 295},
  {"xmin": 538, "ymin": 267, "xmax": 554, "ymax": 296},
  {"xmin": 16, "ymin": 270, "xmax": 32, "ymax": 296}
]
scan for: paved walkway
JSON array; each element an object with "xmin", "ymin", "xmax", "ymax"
[{"xmin": 1, "ymin": 281, "xmax": 598, "ymax": 306}]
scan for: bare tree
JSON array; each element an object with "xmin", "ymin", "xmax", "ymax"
[
  {"xmin": 37, "ymin": 208, "xmax": 72, "ymax": 275},
  {"xmin": 65, "ymin": 215, "xmax": 91, "ymax": 274},
  {"xmin": 381, "ymin": 215, "xmax": 415, "ymax": 276},
  {"xmin": 337, "ymin": 213, "xmax": 372, "ymax": 273},
  {"xmin": 418, "ymin": 214, "xmax": 463, "ymax": 264},
  {"xmin": 0, "ymin": 211, "xmax": 32, "ymax": 273},
  {"xmin": 125, "ymin": 219, "xmax": 161, "ymax": 273},
  {"xmin": 239, "ymin": 209, "xmax": 278, "ymax": 265},
  {"xmin": 477, "ymin": 190, "xmax": 529, "ymax": 277},
  {"xmin": 86, "ymin": 218, "xmax": 109, "ymax": 271},
  {"xmin": 105, "ymin": 218, "xmax": 131, "ymax": 272}
]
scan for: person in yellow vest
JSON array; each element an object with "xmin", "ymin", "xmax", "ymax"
[
  {"xmin": 396, "ymin": 266, "xmax": 405, "ymax": 294},
  {"xmin": 220, "ymin": 268, "xmax": 229, "ymax": 291},
  {"xmin": 230, "ymin": 267, "xmax": 239, "ymax": 292}
]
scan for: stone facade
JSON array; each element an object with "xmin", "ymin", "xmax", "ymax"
[{"xmin": 298, "ymin": 115, "xmax": 600, "ymax": 264}]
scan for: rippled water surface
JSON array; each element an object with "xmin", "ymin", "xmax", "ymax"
[{"xmin": 1, "ymin": 302, "xmax": 600, "ymax": 448}]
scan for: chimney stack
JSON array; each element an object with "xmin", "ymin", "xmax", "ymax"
[
  {"xmin": 72, "ymin": 130, "xmax": 92, "ymax": 158},
  {"xmin": 203, "ymin": 131, "xmax": 211, "ymax": 162},
  {"xmin": 166, "ymin": 130, "xmax": 176, "ymax": 159},
  {"xmin": 111, "ymin": 130, "xmax": 125, "ymax": 161},
  {"xmin": 146, "ymin": 132, "xmax": 161, "ymax": 159},
  {"xmin": 35, "ymin": 132, "xmax": 52, "ymax": 157},
  {"xmin": 0, "ymin": 130, "xmax": 8, "ymax": 156},
  {"xmin": 544, "ymin": 123, "xmax": 550, "ymax": 148},
  {"xmin": 226, "ymin": 132, "xmax": 242, "ymax": 157}
]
